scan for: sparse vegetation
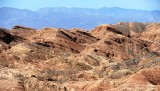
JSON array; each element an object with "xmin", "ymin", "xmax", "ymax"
[{"xmin": 0, "ymin": 22, "xmax": 159, "ymax": 91}]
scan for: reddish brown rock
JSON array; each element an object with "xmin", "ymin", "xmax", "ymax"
[{"xmin": 0, "ymin": 22, "xmax": 159, "ymax": 91}]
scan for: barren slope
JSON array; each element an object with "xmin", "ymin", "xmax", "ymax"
[{"xmin": 0, "ymin": 22, "xmax": 159, "ymax": 91}]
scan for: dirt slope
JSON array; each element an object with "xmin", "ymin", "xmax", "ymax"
[{"xmin": 0, "ymin": 22, "xmax": 159, "ymax": 91}]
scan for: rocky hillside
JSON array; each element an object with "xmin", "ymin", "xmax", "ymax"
[{"xmin": 0, "ymin": 22, "xmax": 160, "ymax": 91}]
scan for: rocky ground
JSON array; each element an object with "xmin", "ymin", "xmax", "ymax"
[{"xmin": 0, "ymin": 22, "xmax": 160, "ymax": 91}]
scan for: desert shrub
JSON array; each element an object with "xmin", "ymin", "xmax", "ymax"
[
  {"xmin": 76, "ymin": 62, "xmax": 92, "ymax": 70},
  {"xmin": 109, "ymin": 69, "xmax": 133, "ymax": 79}
]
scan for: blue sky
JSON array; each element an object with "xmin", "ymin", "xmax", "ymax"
[{"xmin": 0, "ymin": 0, "xmax": 160, "ymax": 11}]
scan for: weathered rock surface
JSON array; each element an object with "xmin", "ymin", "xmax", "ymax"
[{"xmin": 0, "ymin": 22, "xmax": 160, "ymax": 91}]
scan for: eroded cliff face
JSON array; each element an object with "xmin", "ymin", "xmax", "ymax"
[{"xmin": 0, "ymin": 22, "xmax": 160, "ymax": 91}]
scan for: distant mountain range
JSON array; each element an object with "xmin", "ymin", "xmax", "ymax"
[{"xmin": 0, "ymin": 7, "xmax": 160, "ymax": 29}]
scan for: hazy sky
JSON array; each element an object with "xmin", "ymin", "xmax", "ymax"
[{"xmin": 0, "ymin": 0, "xmax": 160, "ymax": 11}]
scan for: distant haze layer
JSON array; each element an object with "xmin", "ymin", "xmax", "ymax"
[
  {"xmin": 0, "ymin": 0, "xmax": 160, "ymax": 11},
  {"xmin": 0, "ymin": 7, "xmax": 160, "ymax": 29}
]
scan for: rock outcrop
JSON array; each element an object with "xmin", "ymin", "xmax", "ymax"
[{"xmin": 0, "ymin": 22, "xmax": 159, "ymax": 91}]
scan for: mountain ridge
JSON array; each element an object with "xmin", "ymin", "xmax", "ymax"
[
  {"xmin": 1, "ymin": 7, "xmax": 160, "ymax": 30},
  {"xmin": 0, "ymin": 22, "xmax": 160, "ymax": 90}
]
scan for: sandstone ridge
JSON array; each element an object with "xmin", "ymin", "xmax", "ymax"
[{"xmin": 0, "ymin": 22, "xmax": 160, "ymax": 91}]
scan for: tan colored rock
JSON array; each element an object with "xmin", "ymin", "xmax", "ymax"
[{"xmin": 0, "ymin": 22, "xmax": 160, "ymax": 91}]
